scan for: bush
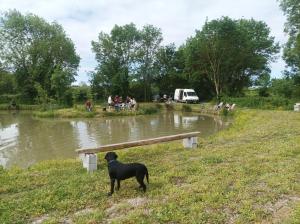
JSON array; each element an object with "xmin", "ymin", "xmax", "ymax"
[
  {"xmin": 140, "ymin": 106, "xmax": 159, "ymax": 115},
  {"xmin": 258, "ymin": 87, "xmax": 270, "ymax": 97},
  {"xmin": 181, "ymin": 104, "xmax": 192, "ymax": 112},
  {"xmin": 165, "ymin": 103, "xmax": 174, "ymax": 110},
  {"xmin": 0, "ymin": 94, "xmax": 21, "ymax": 104},
  {"xmin": 221, "ymin": 96, "xmax": 296, "ymax": 110}
]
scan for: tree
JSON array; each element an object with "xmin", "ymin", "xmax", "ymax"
[
  {"xmin": 0, "ymin": 10, "xmax": 80, "ymax": 103},
  {"xmin": 91, "ymin": 23, "xmax": 165, "ymax": 101},
  {"xmin": 153, "ymin": 44, "xmax": 188, "ymax": 96},
  {"xmin": 91, "ymin": 23, "xmax": 140, "ymax": 98},
  {"xmin": 136, "ymin": 25, "xmax": 163, "ymax": 101},
  {"xmin": 280, "ymin": 0, "xmax": 300, "ymax": 78},
  {"xmin": 0, "ymin": 69, "xmax": 15, "ymax": 95},
  {"xmin": 185, "ymin": 17, "xmax": 279, "ymax": 99},
  {"xmin": 271, "ymin": 78, "xmax": 294, "ymax": 98}
]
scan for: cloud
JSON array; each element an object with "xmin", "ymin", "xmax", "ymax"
[{"xmin": 0, "ymin": 0, "xmax": 288, "ymax": 83}]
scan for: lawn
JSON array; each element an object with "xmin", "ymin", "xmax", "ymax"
[{"xmin": 0, "ymin": 109, "xmax": 299, "ymax": 223}]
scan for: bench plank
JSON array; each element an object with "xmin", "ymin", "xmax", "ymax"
[{"xmin": 76, "ymin": 131, "xmax": 200, "ymax": 154}]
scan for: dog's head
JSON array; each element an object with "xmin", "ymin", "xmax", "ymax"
[{"xmin": 104, "ymin": 152, "xmax": 118, "ymax": 162}]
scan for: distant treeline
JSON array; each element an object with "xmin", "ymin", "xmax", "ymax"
[{"xmin": 0, "ymin": 0, "xmax": 299, "ymax": 106}]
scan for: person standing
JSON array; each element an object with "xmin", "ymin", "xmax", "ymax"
[
  {"xmin": 131, "ymin": 98, "xmax": 137, "ymax": 110},
  {"xmin": 85, "ymin": 100, "xmax": 92, "ymax": 112},
  {"xmin": 108, "ymin": 95, "xmax": 113, "ymax": 111}
]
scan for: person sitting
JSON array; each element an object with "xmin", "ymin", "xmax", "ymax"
[
  {"xmin": 125, "ymin": 96, "xmax": 132, "ymax": 110},
  {"xmin": 230, "ymin": 103, "xmax": 236, "ymax": 110},
  {"xmin": 114, "ymin": 95, "xmax": 120, "ymax": 112},
  {"xmin": 225, "ymin": 103, "xmax": 231, "ymax": 111},
  {"xmin": 214, "ymin": 102, "xmax": 223, "ymax": 111}
]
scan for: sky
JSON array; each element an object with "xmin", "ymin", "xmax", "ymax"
[{"xmin": 0, "ymin": 0, "xmax": 288, "ymax": 84}]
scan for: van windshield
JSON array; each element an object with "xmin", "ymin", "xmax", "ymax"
[{"xmin": 187, "ymin": 92, "xmax": 196, "ymax": 96}]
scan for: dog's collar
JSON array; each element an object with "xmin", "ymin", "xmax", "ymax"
[{"xmin": 108, "ymin": 160, "xmax": 116, "ymax": 164}]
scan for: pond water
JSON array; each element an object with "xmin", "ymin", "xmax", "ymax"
[{"xmin": 0, "ymin": 111, "xmax": 230, "ymax": 168}]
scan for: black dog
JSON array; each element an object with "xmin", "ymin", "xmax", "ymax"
[{"xmin": 104, "ymin": 152, "xmax": 149, "ymax": 196}]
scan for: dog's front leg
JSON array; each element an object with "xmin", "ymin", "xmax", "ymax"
[{"xmin": 108, "ymin": 178, "xmax": 115, "ymax": 196}]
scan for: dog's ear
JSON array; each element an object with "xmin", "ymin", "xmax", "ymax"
[
  {"xmin": 113, "ymin": 152, "xmax": 118, "ymax": 159},
  {"xmin": 104, "ymin": 153, "xmax": 108, "ymax": 161}
]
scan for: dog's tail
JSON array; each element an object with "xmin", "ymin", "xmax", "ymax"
[{"xmin": 145, "ymin": 168, "xmax": 149, "ymax": 184}]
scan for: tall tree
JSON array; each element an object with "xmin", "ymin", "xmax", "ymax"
[
  {"xmin": 154, "ymin": 44, "xmax": 188, "ymax": 96},
  {"xmin": 0, "ymin": 10, "xmax": 80, "ymax": 103},
  {"xmin": 91, "ymin": 23, "xmax": 165, "ymax": 101},
  {"xmin": 185, "ymin": 17, "xmax": 279, "ymax": 99},
  {"xmin": 91, "ymin": 23, "xmax": 140, "ymax": 97},
  {"xmin": 0, "ymin": 69, "xmax": 15, "ymax": 95},
  {"xmin": 136, "ymin": 25, "xmax": 163, "ymax": 101},
  {"xmin": 280, "ymin": 0, "xmax": 300, "ymax": 77}
]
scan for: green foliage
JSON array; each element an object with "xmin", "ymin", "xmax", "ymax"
[
  {"xmin": 270, "ymin": 78, "xmax": 295, "ymax": 98},
  {"xmin": 34, "ymin": 83, "xmax": 50, "ymax": 107},
  {"xmin": 91, "ymin": 23, "xmax": 140, "ymax": 98},
  {"xmin": 154, "ymin": 44, "xmax": 189, "ymax": 97},
  {"xmin": 165, "ymin": 103, "xmax": 174, "ymax": 110},
  {"xmin": 185, "ymin": 17, "xmax": 279, "ymax": 99},
  {"xmin": 221, "ymin": 96, "xmax": 295, "ymax": 110},
  {"xmin": 0, "ymin": 70, "xmax": 15, "ymax": 95},
  {"xmin": 91, "ymin": 23, "xmax": 170, "ymax": 102},
  {"xmin": 258, "ymin": 87, "xmax": 270, "ymax": 97},
  {"xmin": 0, "ymin": 94, "xmax": 21, "ymax": 104},
  {"xmin": 139, "ymin": 105, "xmax": 159, "ymax": 114},
  {"xmin": 181, "ymin": 104, "xmax": 192, "ymax": 112},
  {"xmin": 0, "ymin": 10, "xmax": 80, "ymax": 104},
  {"xmin": 136, "ymin": 25, "xmax": 163, "ymax": 101},
  {"xmin": 280, "ymin": 0, "xmax": 300, "ymax": 76},
  {"xmin": 33, "ymin": 108, "xmax": 97, "ymax": 118},
  {"xmin": 72, "ymin": 84, "xmax": 92, "ymax": 103}
]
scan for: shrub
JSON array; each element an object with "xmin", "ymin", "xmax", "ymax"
[
  {"xmin": 165, "ymin": 103, "xmax": 174, "ymax": 110},
  {"xmin": 141, "ymin": 106, "xmax": 159, "ymax": 115},
  {"xmin": 181, "ymin": 104, "xmax": 192, "ymax": 112},
  {"xmin": 221, "ymin": 96, "xmax": 295, "ymax": 110}
]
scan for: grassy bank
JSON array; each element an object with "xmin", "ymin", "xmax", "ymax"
[
  {"xmin": 221, "ymin": 96, "xmax": 298, "ymax": 110},
  {"xmin": 0, "ymin": 104, "xmax": 40, "ymax": 110},
  {"xmin": 1, "ymin": 109, "xmax": 300, "ymax": 223},
  {"xmin": 33, "ymin": 104, "xmax": 160, "ymax": 118}
]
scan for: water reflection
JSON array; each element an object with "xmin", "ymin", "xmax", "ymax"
[{"xmin": 0, "ymin": 111, "xmax": 230, "ymax": 168}]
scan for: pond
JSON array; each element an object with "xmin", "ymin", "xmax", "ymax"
[{"xmin": 0, "ymin": 111, "xmax": 230, "ymax": 168}]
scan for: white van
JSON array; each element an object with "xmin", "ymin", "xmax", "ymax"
[{"xmin": 174, "ymin": 89, "xmax": 199, "ymax": 103}]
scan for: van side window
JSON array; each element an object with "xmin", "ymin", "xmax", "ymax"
[{"xmin": 184, "ymin": 92, "xmax": 187, "ymax": 97}]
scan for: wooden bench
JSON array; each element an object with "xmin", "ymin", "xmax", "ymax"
[{"xmin": 76, "ymin": 131, "xmax": 200, "ymax": 172}]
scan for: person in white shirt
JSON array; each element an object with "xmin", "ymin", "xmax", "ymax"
[{"xmin": 108, "ymin": 95, "xmax": 113, "ymax": 111}]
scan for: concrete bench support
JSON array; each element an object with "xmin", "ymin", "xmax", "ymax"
[
  {"xmin": 80, "ymin": 153, "xmax": 97, "ymax": 172},
  {"xmin": 294, "ymin": 103, "xmax": 300, "ymax": 112},
  {"xmin": 183, "ymin": 137, "xmax": 198, "ymax": 148}
]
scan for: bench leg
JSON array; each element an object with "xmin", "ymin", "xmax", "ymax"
[
  {"xmin": 80, "ymin": 153, "xmax": 98, "ymax": 172},
  {"xmin": 183, "ymin": 137, "xmax": 198, "ymax": 149}
]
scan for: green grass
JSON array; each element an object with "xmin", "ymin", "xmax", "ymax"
[
  {"xmin": 1, "ymin": 109, "xmax": 299, "ymax": 223},
  {"xmin": 221, "ymin": 96, "xmax": 297, "ymax": 110},
  {"xmin": 0, "ymin": 104, "xmax": 39, "ymax": 110},
  {"xmin": 33, "ymin": 104, "xmax": 160, "ymax": 118}
]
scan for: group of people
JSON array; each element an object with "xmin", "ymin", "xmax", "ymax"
[
  {"xmin": 214, "ymin": 102, "xmax": 236, "ymax": 111},
  {"xmin": 107, "ymin": 95, "xmax": 137, "ymax": 112},
  {"xmin": 84, "ymin": 95, "xmax": 138, "ymax": 112}
]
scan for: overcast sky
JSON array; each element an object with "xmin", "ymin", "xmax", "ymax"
[{"xmin": 0, "ymin": 0, "xmax": 288, "ymax": 84}]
